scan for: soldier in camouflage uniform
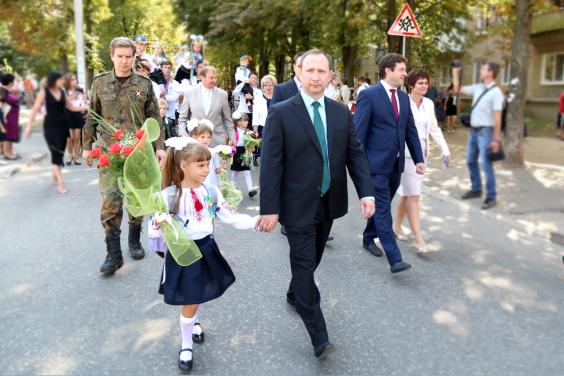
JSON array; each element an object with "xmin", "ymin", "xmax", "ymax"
[{"xmin": 83, "ymin": 37, "xmax": 166, "ymax": 276}]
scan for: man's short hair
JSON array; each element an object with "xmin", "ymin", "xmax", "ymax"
[
  {"xmin": 484, "ymin": 62, "xmax": 500, "ymax": 79},
  {"xmin": 293, "ymin": 51, "xmax": 304, "ymax": 66},
  {"xmin": 378, "ymin": 53, "xmax": 407, "ymax": 79},
  {"xmin": 200, "ymin": 66, "xmax": 217, "ymax": 78},
  {"xmin": 161, "ymin": 60, "xmax": 173, "ymax": 68},
  {"xmin": 300, "ymin": 48, "xmax": 333, "ymax": 71},
  {"xmin": 110, "ymin": 37, "xmax": 136, "ymax": 56},
  {"xmin": 249, "ymin": 71, "xmax": 259, "ymax": 78},
  {"xmin": 357, "ymin": 76, "xmax": 367, "ymax": 83}
]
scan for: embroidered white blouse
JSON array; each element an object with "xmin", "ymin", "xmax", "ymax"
[{"xmin": 150, "ymin": 185, "xmax": 257, "ymax": 242}]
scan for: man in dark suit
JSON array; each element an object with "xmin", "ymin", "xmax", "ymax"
[
  {"xmin": 354, "ymin": 53, "xmax": 425, "ymax": 274},
  {"xmin": 256, "ymin": 49, "xmax": 375, "ymax": 359},
  {"xmin": 270, "ymin": 52, "xmax": 303, "ymax": 106}
]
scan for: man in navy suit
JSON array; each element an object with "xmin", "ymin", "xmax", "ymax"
[
  {"xmin": 257, "ymin": 49, "xmax": 375, "ymax": 358},
  {"xmin": 354, "ymin": 53, "xmax": 425, "ymax": 274},
  {"xmin": 271, "ymin": 52, "xmax": 303, "ymax": 106}
]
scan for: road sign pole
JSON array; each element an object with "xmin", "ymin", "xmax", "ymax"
[{"xmin": 402, "ymin": 36, "xmax": 406, "ymax": 57}]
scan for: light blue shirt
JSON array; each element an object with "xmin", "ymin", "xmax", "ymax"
[
  {"xmin": 463, "ymin": 82, "xmax": 504, "ymax": 127},
  {"xmin": 300, "ymin": 91, "xmax": 327, "ymax": 142}
]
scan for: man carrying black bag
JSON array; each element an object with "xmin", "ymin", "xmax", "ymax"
[{"xmin": 452, "ymin": 61, "xmax": 504, "ymax": 210}]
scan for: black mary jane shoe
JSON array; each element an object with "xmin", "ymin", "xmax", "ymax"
[
  {"xmin": 192, "ymin": 323, "xmax": 205, "ymax": 343},
  {"xmin": 178, "ymin": 348, "xmax": 193, "ymax": 372}
]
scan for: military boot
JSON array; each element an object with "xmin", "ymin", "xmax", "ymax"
[
  {"xmin": 100, "ymin": 233, "xmax": 124, "ymax": 275},
  {"xmin": 128, "ymin": 223, "xmax": 145, "ymax": 260}
]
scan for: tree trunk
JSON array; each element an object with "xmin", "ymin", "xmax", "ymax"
[
  {"xmin": 84, "ymin": 0, "xmax": 94, "ymax": 87},
  {"xmin": 275, "ymin": 54, "xmax": 285, "ymax": 83},
  {"xmin": 386, "ymin": 0, "xmax": 401, "ymax": 53},
  {"xmin": 60, "ymin": 51, "xmax": 69, "ymax": 73},
  {"xmin": 504, "ymin": 0, "xmax": 533, "ymax": 167}
]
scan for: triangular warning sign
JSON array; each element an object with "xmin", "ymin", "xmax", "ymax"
[{"xmin": 387, "ymin": 3, "xmax": 422, "ymax": 37}]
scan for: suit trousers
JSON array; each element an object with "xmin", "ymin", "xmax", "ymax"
[
  {"xmin": 284, "ymin": 194, "xmax": 333, "ymax": 348},
  {"xmin": 363, "ymin": 158, "xmax": 403, "ymax": 265}
]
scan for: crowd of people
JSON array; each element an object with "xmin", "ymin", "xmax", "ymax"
[{"xmin": 1, "ymin": 33, "xmax": 510, "ymax": 372}]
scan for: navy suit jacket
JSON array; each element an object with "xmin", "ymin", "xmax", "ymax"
[
  {"xmin": 260, "ymin": 94, "xmax": 374, "ymax": 227},
  {"xmin": 354, "ymin": 82, "xmax": 424, "ymax": 175},
  {"xmin": 271, "ymin": 78, "xmax": 299, "ymax": 105}
]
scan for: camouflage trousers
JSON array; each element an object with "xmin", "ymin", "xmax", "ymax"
[{"xmin": 99, "ymin": 168, "xmax": 143, "ymax": 235}]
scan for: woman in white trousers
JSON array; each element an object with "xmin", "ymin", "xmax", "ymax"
[{"xmin": 394, "ymin": 69, "xmax": 450, "ymax": 253}]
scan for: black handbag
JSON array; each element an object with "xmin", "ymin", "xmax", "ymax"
[
  {"xmin": 460, "ymin": 85, "xmax": 497, "ymax": 127},
  {"xmin": 488, "ymin": 143, "xmax": 505, "ymax": 162}
]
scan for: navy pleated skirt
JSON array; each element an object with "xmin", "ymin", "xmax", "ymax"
[{"xmin": 158, "ymin": 235, "xmax": 235, "ymax": 305}]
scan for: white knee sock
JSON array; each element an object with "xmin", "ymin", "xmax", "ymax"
[
  {"xmin": 193, "ymin": 306, "xmax": 203, "ymax": 335},
  {"xmin": 230, "ymin": 171, "xmax": 238, "ymax": 183},
  {"xmin": 179, "ymin": 314, "xmax": 196, "ymax": 361},
  {"xmin": 244, "ymin": 171, "xmax": 253, "ymax": 191}
]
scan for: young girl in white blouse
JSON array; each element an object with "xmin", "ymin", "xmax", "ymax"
[{"xmin": 149, "ymin": 138, "xmax": 257, "ymax": 372}]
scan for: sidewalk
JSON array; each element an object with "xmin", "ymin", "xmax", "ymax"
[
  {"xmin": 0, "ymin": 109, "xmax": 47, "ymax": 179},
  {"xmin": 423, "ymin": 128, "xmax": 564, "ymax": 246}
]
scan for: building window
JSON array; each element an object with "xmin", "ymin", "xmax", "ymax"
[
  {"xmin": 473, "ymin": 59, "xmax": 486, "ymax": 84},
  {"xmin": 542, "ymin": 52, "xmax": 564, "ymax": 85},
  {"xmin": 439, "ymin": 66, "xmax": 452, "ymax": 87},
  {"xmin": 501, "ymin": 60, "xmax": 511, "ymax": 85}
]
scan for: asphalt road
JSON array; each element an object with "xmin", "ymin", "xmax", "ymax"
[{"xmin": 1, "ymin": 147, "xmax": 563, "ymax": 375}]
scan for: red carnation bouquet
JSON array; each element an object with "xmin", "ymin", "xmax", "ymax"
[{"xmin": 88, "ymin": 110, "xmax": 148, "ymax": 187}]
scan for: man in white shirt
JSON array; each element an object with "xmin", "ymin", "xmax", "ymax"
[
  {"xmin": 452, "ymin": 62, "xmax": 504, "ymax": 210},
  {"xmin": 160, "ymin": 60, "xmax": 181, "ymax": 123},
  {"xmin": 234, "ymin": 71, "xmax": 262, "ymax": 125}
]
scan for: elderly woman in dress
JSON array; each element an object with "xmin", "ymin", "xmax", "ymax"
[
  {"xmin": 394, "ymin": 68, "xmax": 450, "ymax": 253},
  {"xmin": 251, "ymin": 74, "xmax": 277, "ymax": 166}
]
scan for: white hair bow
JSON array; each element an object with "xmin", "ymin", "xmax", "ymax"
[
  {"xmin": 232, "ymin": 110, "xmax": 242, "ymax": 120},
  {"xmin": 198, "ymin": 119, "xmax": 214, "ymax": 131},
  {"xmin": 186, "ymin": 119, "xmax": 200, "ymax": 133},
  {"xmin": 165, "ymin": 136, "xmax": 198, "ymax": 151}
]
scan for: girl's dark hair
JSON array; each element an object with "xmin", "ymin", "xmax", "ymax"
[
  {"xmin": 406, "ymin": 68, "xmax": 430, "ymax": 93},
  {"xmin": 0, "ymin": 73, "xmax": 15, "ymax": 86},
  {"xmin": 46, "ymin": 71, "xmax": 64, "ymax": 89},
  {"xmin": 162, "ymin": 143, "xmax": 212, "ymax": 214}
]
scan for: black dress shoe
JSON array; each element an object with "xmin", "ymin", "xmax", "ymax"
[
  {"xmin": 248, "ymin": 189, "xmax": 257, "ymax": 198},
  {"xmin": 178, "ymin": 348, "xmax": 193, "ymax": 371},
  {"xmin": 390, "ymin": 261, "xmax": 412, "ymax": 274},
  {"xmin": 327, "ymin": 235, "xmax": 335, "ymax": 242},
  {"xmin": 286, "ymin": 294, "xmax": 296, "ymax": 307},
  {"xmin": 461, "ymin": 190, "xmax": 482, "ymax": 200},
  {"xmin": 192, "ymin": 323, "xmax": 205, "ymax": 343},
  {"xmin": 281, "ymin": 225, "xmax": 287, "ymax": 236},
  {"xmin": 481, "ymin": 197, "xmax": 497, "ymax": 210},
  {"xmin": 314, "ymin": 342, "xmax": 336, "ymax": 359},
  {"xmin": 363, "ymin": 242, "xmax": 383, "ymax": 257}
]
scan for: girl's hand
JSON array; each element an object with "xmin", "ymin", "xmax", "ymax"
[{"xmin": 24, "ymin": 125, "xmax": 32, "ymax": 139}]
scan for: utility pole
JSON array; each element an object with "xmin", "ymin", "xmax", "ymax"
[{"xmin": 73, "ymin": 0, "xmax": 87, "ymax": 89}]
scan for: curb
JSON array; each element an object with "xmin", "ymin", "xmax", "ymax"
[
  {"xmin": 0, "ymin": 151, "xmax": 49, "ymax": 179},
  {"xmin": 423, "ymin": 187, "xmax": 564, "ymax": 247}
]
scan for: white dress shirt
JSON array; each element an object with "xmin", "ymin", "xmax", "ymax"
[
  {"xmin": 380, "ymin": 80, "xmax": 400, "ymax": 115},
  {"xmin": 200, "ymin": 83, "xmax": 213, "ymax": 116},
  {"xmin": 162, "ymin": 77, "xmax": 181, "ymax": 119}
]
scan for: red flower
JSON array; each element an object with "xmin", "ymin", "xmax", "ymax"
[
  {"xmin": 135, "ymin": 130, "xmax": 145, "ymax": 140},
  {"xmin": 113, "ymin": 129, "xmax": 125, "ymax": 140},
  {"xmin": 109, "ymin": 142, "xmax": 122, "ymax": 154},
  {"xmin": 90, "ymin": 147, "xmax": 102, "ymax": 158},
  {"xmin": 122, "ymin": 146, "xmax": 135, "ymax": 156},
  {"xmin": 98, "ymin": 154, "xmax": 110, "ymax": 167}
]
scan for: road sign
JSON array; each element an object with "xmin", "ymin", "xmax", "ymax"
[{"xmin": 388, "ymin": 3, "xmax": 422, "ymax": 38}]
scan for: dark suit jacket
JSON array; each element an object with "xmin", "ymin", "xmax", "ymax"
[
  {"xmin": 260, "ymin": 93, "xmax": 374, "ymax": 227},
  {"xmin": 271, "ymin": 78, "xmax": 299, "ymax": 105},
  {"xmin": 354, "ymin": 82, "xmax": 424, "ymax": 174}
]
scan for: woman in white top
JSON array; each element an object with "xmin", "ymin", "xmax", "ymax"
[{"xmin": 394, "ymin": 69, "xmax": 450, "ymax": 253}]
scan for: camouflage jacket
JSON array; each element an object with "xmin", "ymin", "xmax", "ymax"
[{"xmin": 83, "ymin": 70, "xmax": 164, "ymax": 150}]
